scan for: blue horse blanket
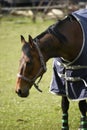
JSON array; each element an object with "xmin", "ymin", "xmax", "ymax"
[{"xmin": 50, "ymin": 9, "xmax": 87, "ymax": 101}]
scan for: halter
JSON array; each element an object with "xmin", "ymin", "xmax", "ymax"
[{"xmin": 17, "ymin": 39, "xmax": 47, "ymax": 92}]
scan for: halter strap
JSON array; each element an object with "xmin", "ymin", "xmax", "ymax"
[{"xmin": 34, "ymin": 38, "xmax": 47, "ymax": 72}]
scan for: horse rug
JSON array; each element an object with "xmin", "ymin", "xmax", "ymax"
[{"xmin": 50, "ymin": 9, "xmax": 87, "ymax": 101}]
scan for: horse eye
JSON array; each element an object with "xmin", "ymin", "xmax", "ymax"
[{"xmin": 26, "ymin": 61, "xmax": 31, "ymax": 65}]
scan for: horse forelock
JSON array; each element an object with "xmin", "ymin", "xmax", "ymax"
[{"xmin": 22, "ymin": 43, "xmax": 31, "ymax": 58}]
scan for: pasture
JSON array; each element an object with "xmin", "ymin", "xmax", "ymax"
[{"xmin": 0, "ymin": 15, "xmax": 80, "ymax": 130}]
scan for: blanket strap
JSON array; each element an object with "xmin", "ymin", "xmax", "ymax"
[{"xmin": 57, "ymin": 61, "xmax": 87, "ymax": 97}]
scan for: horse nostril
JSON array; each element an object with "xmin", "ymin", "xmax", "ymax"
[{"xmin": 17, "ymin": 89, "xmax": 22, "ymax": 96}]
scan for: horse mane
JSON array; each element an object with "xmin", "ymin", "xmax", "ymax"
[
  {"xmin": 34, "ymin": 18, "xmax": 68, "ymax": 44},
  {"xmin": 34, "ymin": 29, "xmax": 48, "ymax": 40}
]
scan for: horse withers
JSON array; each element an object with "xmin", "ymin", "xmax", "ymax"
[{"xmin": 15, "ymin": 9, "xmax": 87, "ymax": 130}]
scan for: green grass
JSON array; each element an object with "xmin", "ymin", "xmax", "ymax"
[{"xmin": 0, "ymin": 15, "xmax": 81, "ymax": 130}]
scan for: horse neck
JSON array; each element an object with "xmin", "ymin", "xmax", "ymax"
[
  {"xmin": 38, "ymin": 33, "xmax": 64, "ymax": 62},
  {"xmin": 37, "ymin": 17, "xmax": 83, "ymax": 63}
]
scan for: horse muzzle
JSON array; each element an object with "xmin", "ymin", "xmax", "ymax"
[{"xmin": 15, "ymin": 88, "xmax": 29, "ymax": 97}]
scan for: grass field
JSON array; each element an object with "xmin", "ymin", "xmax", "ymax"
[{"xmin": 0, "ymin": 15, "xmax": 81, "ymax": 130}]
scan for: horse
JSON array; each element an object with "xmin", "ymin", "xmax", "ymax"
[{"xmin": 15, "ymin": 9, "xmax": 87, "ymax": 130}]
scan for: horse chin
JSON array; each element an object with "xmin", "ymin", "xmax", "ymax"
[{"xmin": 18, "ymin": 91, "xmax": 29, "ymax": 98}]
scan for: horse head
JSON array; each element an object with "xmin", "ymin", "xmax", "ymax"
[{"xmin": 15, "ymin": 35, "xmax": 46, "ymax": 97}]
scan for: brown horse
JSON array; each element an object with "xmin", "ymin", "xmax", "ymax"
[{"xmin": 15, "ymin": 9, "xmax": 87, "ymax": 130}]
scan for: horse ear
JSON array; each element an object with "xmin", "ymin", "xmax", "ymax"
[
  {"xmin": 21, "ymin": 35, "xmax": 25, "ymax": 44},
  {"xmin": 28, "ymin": 35, "xmax": 34, "ymax": 48}
]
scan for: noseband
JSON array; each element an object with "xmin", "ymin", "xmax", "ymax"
[{"xmin": 17, "ymin": 39, "xmax": 47, "ymax": 92}]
